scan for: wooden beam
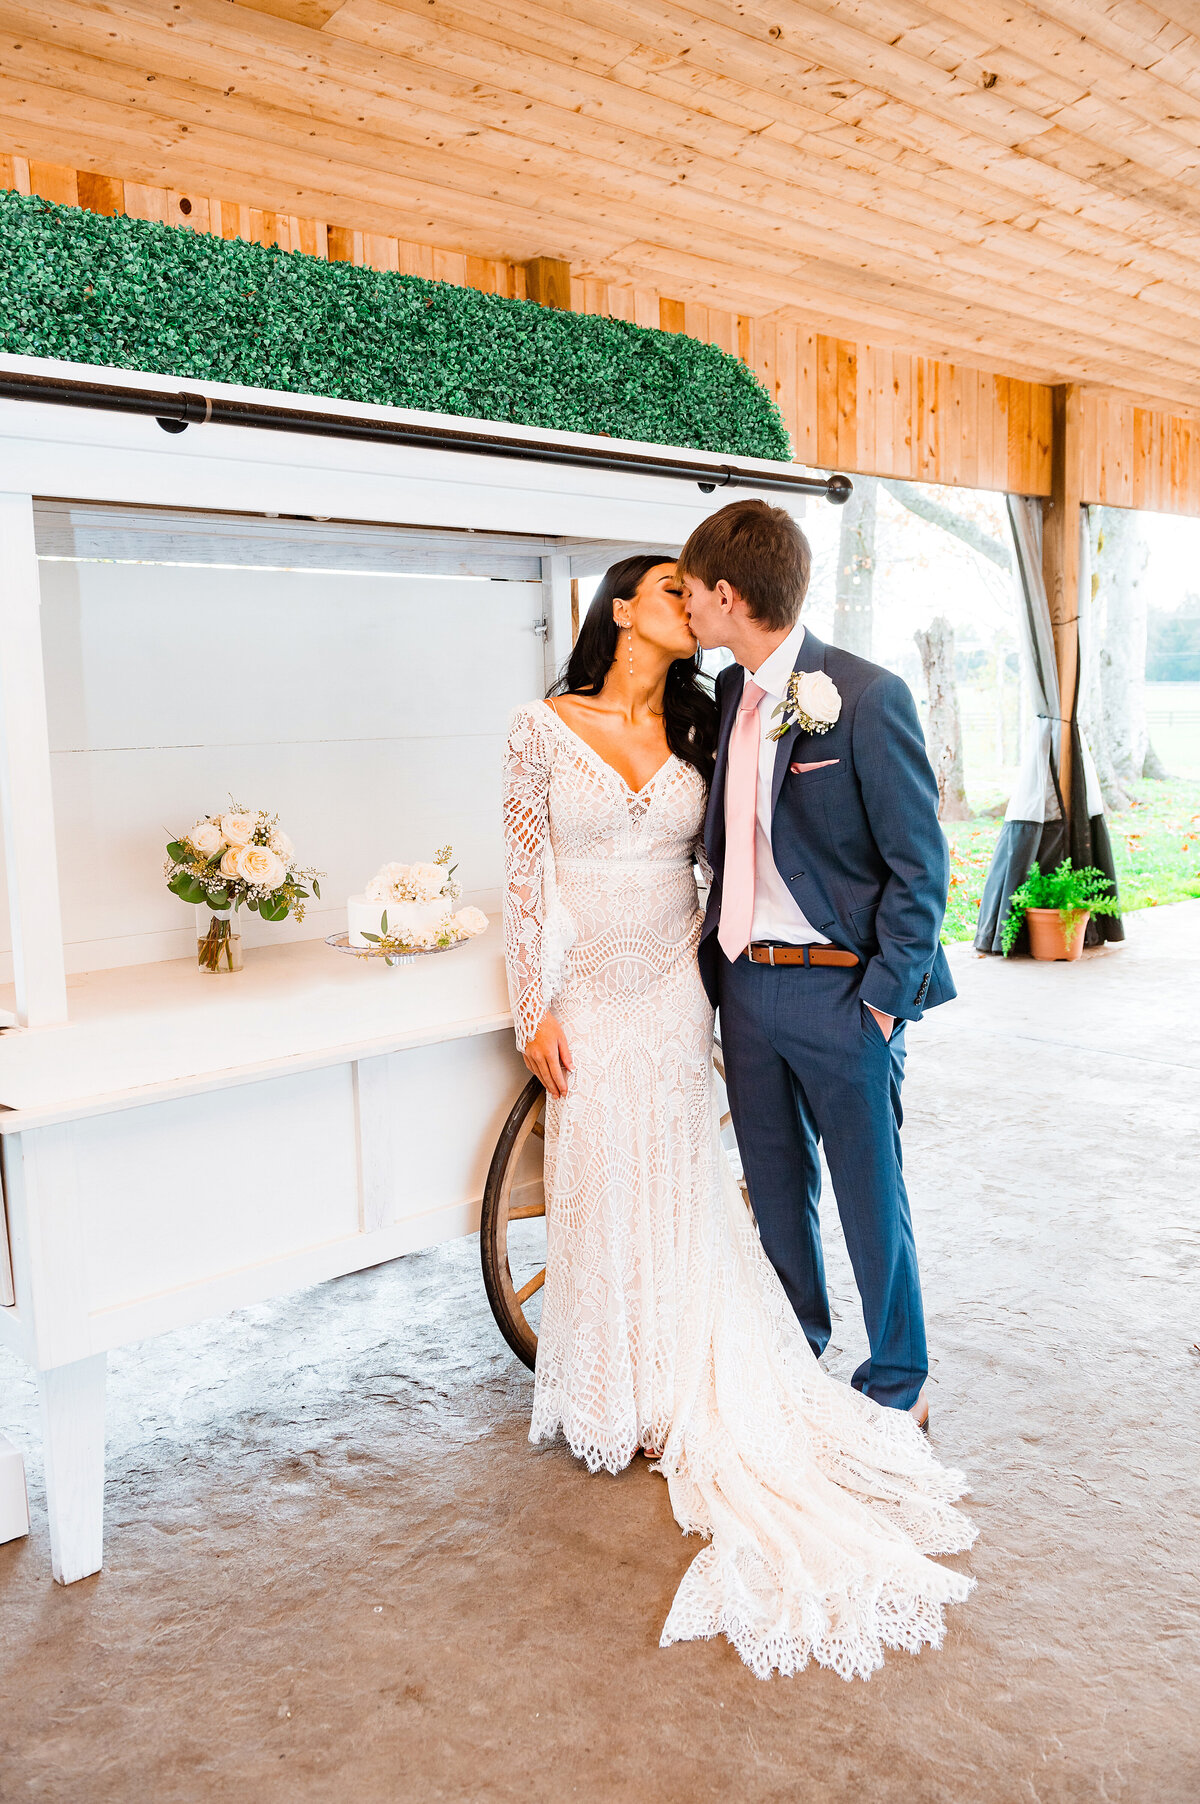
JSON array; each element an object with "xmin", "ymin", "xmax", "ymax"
[
  {"xmin": 1041, "ymin": 385, "xmax": 1083, "ymax": 824},
  {"xmin": 525, "ymin": 257, "xmax": 572, "ymax": 310}
]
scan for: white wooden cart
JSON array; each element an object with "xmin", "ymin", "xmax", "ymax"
[{"xmin": 0, "ymin": 354, "xmax": 839, "ymax": 1582}]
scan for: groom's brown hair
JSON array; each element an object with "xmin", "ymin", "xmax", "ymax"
[{"xmin": 677, "ymin": 498, "xmax": 811, "ymax": 631}]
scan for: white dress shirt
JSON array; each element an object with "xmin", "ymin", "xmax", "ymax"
[{"xmin": 729, "ymin": 618, "xmax": 830, "ymax": 947}]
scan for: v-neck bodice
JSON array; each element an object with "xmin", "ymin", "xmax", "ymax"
[{"xmin": 539, "ymin": 699, "xmax": 678, "ymax": 803}]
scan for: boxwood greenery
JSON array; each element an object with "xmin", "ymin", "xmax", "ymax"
[{"xmin": 0, "ymin": 189, "xmax": 791, "ymax": 460}]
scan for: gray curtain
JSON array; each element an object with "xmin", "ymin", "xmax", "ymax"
[{"xmin": 975, "ymin": 498, "xmax": 1123, "ymax": 953}]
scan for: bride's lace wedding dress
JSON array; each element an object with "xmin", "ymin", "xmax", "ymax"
[{"xmin": 502, "ymin": 701, "xmax": 975, "ymax": 1680}]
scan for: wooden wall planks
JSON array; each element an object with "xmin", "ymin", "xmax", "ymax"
[
  {"xmin": 9, "ymin": 145, "xmax": 1199, "ymax": 514},
  {"xmin": 1079, "ymin": 392, "xmax": 1200, "ymax": 518}
]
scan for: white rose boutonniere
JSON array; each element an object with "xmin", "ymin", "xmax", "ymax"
[{"xmin": 768, "ymin": 669, "xmax": 842, "ymax": 741}]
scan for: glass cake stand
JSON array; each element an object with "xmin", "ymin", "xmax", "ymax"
[{"xmin": 324, "ymin": 931, "xmax": 469, "ymax": 969}]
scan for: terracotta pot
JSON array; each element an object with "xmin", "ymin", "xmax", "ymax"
[{"xmin": 1025, "ymin": 906, "xmax": 1089, "ymax": 962}]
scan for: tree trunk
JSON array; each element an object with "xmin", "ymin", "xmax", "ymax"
[
  {"xmin": 1086, "ymin": 506, "xmax": 1166, "ymax": 796},
  {"xmin": 831, "ymin": 477, "xmax": 876, "ymax": 657},
  {"xmin": 915, "ymin": 617, "xmax": 972, "ymax": 820},
  {"xmin": 1080, "ymin": 509, "xmax": 1130, "ymax": 809}
]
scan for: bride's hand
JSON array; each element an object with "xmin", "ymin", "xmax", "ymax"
[{"xmin": 524, "ymin": 1012, "xmax": 573, "ymax": 1098}]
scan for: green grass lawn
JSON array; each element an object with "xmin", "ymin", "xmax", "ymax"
[{"xmin": 941, "ymin": 777, "xmax": 1200, "ymax": 943}]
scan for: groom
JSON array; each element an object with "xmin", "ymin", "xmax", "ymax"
[{"xmin": 679, "ymin": 498, "xmax": 955, "ymax": 1426}]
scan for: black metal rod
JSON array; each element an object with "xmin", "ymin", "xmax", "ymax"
[{"xmin": 0, "ymin": 371, "xmax": 853, "ymax": 502}]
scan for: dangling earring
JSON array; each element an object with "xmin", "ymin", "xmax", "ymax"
[{"xmin": 626, "ymin": 626, "xmax": 635, "ymax": 676}]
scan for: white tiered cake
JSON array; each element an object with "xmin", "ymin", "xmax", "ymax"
[{"xmin": 346, "ymin": 850, "xmax": 488, "ymax": 951}]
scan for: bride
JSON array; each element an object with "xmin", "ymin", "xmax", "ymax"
[{"xmin": 501, "ymin": 554, "xmax": 975, "ymax": 1680}]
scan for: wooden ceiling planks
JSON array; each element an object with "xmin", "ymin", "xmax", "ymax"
[{"xmin": 2, "ymin": 0, "xmax": 1200, "ymax": 408}]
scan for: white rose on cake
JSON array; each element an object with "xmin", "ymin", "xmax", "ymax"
[
  {"xmin": 190, "ymin": 820, "xmax": 225, "ymax": 858},
  {"xmin": 220, "ymin": 810, "xmax": 258, "ymax": 848},
  {"xmin": 453, "ymin": 907, "xmax": 489, "ymax": 938},
  {"xmin": 237, "ymin": 844, "xmax": 286, "ymax": 889},
  {"xmin": 365, "ymin": 862, "xmax": 408, "ymax": 902},
  {"xmin": 411, "ymin": 861, "xmax": 450, "ymax": 900}
]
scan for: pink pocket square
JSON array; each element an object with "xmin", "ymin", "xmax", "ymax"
[{"xmin": 791, "ymin": 759, "xmax": 840, "ymax": 774}]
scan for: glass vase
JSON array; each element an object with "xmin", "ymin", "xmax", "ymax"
[{"xmin": 196, "ymin": 907, "xmax": 243, "ymax": 974}]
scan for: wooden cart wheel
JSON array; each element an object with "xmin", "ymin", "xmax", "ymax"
[
  {"xmin": 480, "ymin": 1051, "xmax": 749, "ymax": 1369},
  {"xmin": 480, "ymin": 1076, "xmax": 547, "ymax": 1370}
]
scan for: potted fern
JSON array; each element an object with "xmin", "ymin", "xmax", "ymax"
[{"xmin": 1002, "ymin": 859, "xmax": 1121, "ymax": 961}]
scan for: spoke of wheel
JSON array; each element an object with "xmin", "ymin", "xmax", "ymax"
[
  {"xmin": 507, "ymin": 1200, "xmax": 546, "ymax": 1219},
  {"xmin": 514, "ymin": 1267, "xmax": 546, "ymax": 1306}
]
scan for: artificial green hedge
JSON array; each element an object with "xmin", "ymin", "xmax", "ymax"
[{"xmin": 0, "ymin": 190, "xmax": 791, "ymax": 460}]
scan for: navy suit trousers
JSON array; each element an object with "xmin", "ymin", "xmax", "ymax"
[{"xmin": 717, "ymin": 951, "xmax": 928, "ymax": 1411}]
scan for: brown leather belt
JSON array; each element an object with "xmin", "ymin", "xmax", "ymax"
[{"xmin": 745, "ymin": 943, "xmax": 860, "ymax": 968}]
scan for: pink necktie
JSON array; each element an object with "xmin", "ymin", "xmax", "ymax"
[{"xmin": 719, "ymin": 680, "xmax": 765, "ymax": 962}]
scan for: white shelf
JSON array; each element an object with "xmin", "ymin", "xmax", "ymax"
[{"xmin": 0, "ymin": 919, "xmax": 512, "ymax": 1133}]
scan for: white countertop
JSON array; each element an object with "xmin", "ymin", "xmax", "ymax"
[{"xmin": 0, "ymin": 922, "xmax": 512, "ymax": 1132}]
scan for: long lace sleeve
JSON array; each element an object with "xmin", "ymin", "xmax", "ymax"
[{"xmin": 503, "ymin": 705, "xmax": 552, "ymax": 1051}]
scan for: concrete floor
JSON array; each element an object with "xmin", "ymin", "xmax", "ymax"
[{"xmin": 1, "ymin": 902, "xmax": 1198, "ymax": 1804}]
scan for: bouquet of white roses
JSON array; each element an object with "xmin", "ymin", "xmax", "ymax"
[{"xmin": 166, "ymin": 804, "xmax": 323, "ymax": 934}]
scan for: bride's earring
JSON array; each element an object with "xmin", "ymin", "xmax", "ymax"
[{"xmin": 626, "ymin": 626, "xmax": 634, "ymax": 676}]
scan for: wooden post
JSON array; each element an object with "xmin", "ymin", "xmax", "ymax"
[
  {"xmin": 0, "ymin": 493, "xmax": 69, "ymax": 1026},
  {"xmin": 540, "ymin": 555, "xmax": 573, "ymax": 692},
  {"xmin": 1041, "ymin": 385, "xmax": 1083, "ymax": 823},
  {"xmin": 525, "ymin": 258, "xmax": 572, "ymax": 310}
]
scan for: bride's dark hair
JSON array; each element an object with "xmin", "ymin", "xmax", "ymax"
[{"xmin": 548, "ymin": 554, "xmax": 718, "ymax": 786}]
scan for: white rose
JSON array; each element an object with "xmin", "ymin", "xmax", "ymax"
[
  {"xmin": 220, "ymin": 811, "xmax": 258, "ymax": 848},
  {"xmin": 793, "ymin": 670, "xmax": 842, "ymax": 727},
  {"xmin": 366, "ymin": 862, "xmax": 407, "ymax": 901},
  {"xmin": 236, "ymin": 844, "xmax": 285, "ymax": 889},
  {"xmin": 219, "ymin": 846, "xmax": 243, "ymax": 881},
  {"xmin": 268, "ymin": 827, "xmax": 294, "ymax": 863},
  {"xmin": 412, "ymin": 861, "xmax": 449, "ymax": 901},
  {"xmin": 189, "ymin": 820, "xmax": 224, "ymax": 858},
  {"xmin": 453, "ymin": 906, "xmax": 489, "ymax": 938}
]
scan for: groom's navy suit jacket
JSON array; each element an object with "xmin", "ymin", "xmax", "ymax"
[{"xmin": 699, "ymin": 629, "xmax": 956, "ymax": 1023}]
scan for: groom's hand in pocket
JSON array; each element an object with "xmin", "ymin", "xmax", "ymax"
[
  {"xmin": 524, "ymin": 1011, "xmax": 574, "ymax": 1098},
  {"xmin": 865, "ymin": 1004, "xmax": 895, "ymax": 1041}
]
